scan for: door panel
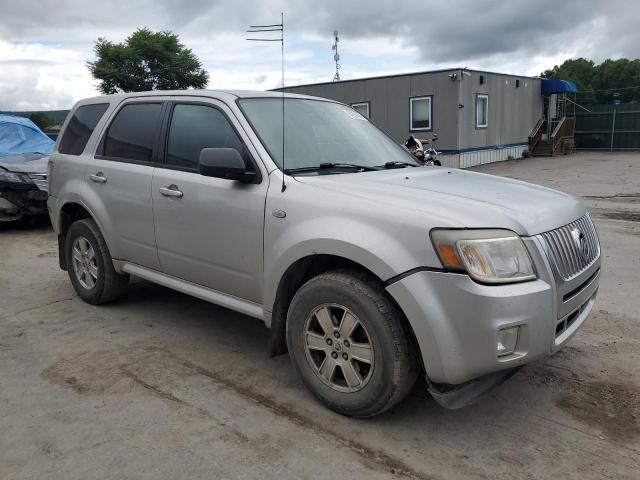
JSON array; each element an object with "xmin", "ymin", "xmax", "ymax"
[
  {"xmin": 85, "ymin": 159, "xmax": 159, "ymax": 268},
  {"xmin": 152, "ymin": 101, "xmax": 267, "ymax": 303},
  {"xmin": 152, "ymin": 169, "xmax": 266, "ymax": 302},
  {"xmin": 85, "ymin": 101, "xmax": 164, "ymax": 269}
]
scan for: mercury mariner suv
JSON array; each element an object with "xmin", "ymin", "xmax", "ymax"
[{"xmin": 47, "ymin": 90, "xmax": 601, "ymax": 416}]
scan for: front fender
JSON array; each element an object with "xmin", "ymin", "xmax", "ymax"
[{"xmin": 263, "ymin": 215, "xmax": 434, "ymax": 312}]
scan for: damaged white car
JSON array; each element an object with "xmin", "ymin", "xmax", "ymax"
[{"xmin": 0, "ymin": 115, "xmax": 54, "ymax": 222}]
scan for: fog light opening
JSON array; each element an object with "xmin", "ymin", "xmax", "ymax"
[{"xmin": 497, "ymin": 326, "xmax": 520, "ymax": 357}]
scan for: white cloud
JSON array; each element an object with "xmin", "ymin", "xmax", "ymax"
[
  {"xmin": 0, "ymin": 40, "xmax": 95, "ymax": 110},
  {"xmin": 0, "ymin": 0, "xmax": 639, "ymax": 110}
]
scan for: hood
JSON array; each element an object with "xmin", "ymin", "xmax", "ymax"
[
  {"xmin": 296, "ymin": 167, "xmax": 585, "ymax": 236},
  {"xmin": 0, "ymin": 153, "xmax": 49, "ymax": 173}
]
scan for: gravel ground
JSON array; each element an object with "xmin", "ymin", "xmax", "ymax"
[{"xmin": 1, "ymin": 152, "xmax": 638, "ymax": 480}]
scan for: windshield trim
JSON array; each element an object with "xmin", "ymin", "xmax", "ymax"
[{"xmin": 235, "ymin": 97, "xmax": 419, "ymax": 176}]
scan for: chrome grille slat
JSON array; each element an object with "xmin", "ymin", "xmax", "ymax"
[
  {"xmin": 28, "ymin": 173, "xmax": 48, "ymax": 192},
  {"xmin": 555, "ymin": 230, "xmax": 571, "ymax": 273},
  {"xmin": 548, "ymin": 232, "xmax": 564, "ymax": 272},
  {"xmin": 583, "ymin": 216, "xmax": 599, "ymax": 261},
  {"xmin": 551, "ymin": 232, "xmax": 566, "ymax": 272},
  {"xmin": 540, "ymin": 214, "xmax": 600, "ymax": 281},
  {"xmin": 561, "ymin": 227, "xmax": 580, "ymax": 272}
]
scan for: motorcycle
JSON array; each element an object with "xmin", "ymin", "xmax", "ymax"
[
  {"xmin": 404, "ymin": 133, "xmax": 441, "ymax": 166},
  {"xmin": 423, "ymin": 133, "xmax": 441, "ymax": 166},
  {"xmin": 403, "ymin": 135, "xmax": 425, "ymax": 164}
]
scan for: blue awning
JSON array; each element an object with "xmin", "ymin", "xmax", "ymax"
[{"xmin": 541, "ymin": 79, "xmax": 578, "ymax": 95}]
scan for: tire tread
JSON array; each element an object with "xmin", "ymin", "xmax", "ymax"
[
  {"xmin": 66, "ymin": 219, "xmax": 129, "ymax": 304},
  {"xmin": 289, "ymin": 269, "xmax": 418, "ymax": 417}
]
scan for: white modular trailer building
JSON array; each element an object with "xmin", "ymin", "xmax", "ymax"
[{"xmin": 281, "ymin": 68, "xmax": 543, "ymax": 168}]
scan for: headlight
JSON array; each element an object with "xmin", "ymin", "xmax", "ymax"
[
  {"xmin": 0, "ymin": 171, "xmax": 33, "ymax": 184},
  {"xmin": 430, "ymin": 229, "xmax": 536, "ymax": 284}
]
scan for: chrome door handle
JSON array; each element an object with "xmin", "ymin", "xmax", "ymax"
[
  {"xmin": 159, "ymin": 185, "xmax": 183, "ymax": 198},
  {"xmin": 89, "ymin": 172, "xmax": 107, "ymax": 183}
]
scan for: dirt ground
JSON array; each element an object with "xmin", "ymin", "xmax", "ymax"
[{"xmin": 1, "ymin": 151, "xmax": 638, "ymax": 480}]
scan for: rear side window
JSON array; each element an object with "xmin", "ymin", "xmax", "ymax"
[
  {"xmin": 58, "ymin": 103, "xmax": 109, "ymax": 155},
  {"xmin": 166, "ymin": 104, "xmax": 244, "ymax": 170},
  {"xmin": 102, "ymin": 103, "xmax": 163, "ymax": 162}
]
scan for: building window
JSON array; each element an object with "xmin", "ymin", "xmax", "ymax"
[
  {"xmin": 476, "ymin": 94, "xmax": 488, "ymax": 128},
  {"xmin": 409, "ymin": 96, "xmax": 432, "ymax": 131},
  {"xmin": 351, "ymin": 102, "xmax": 370, "ymax": 118}
]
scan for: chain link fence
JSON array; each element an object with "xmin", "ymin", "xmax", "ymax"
[{"xmin": 575, "ymin": 103, "xmax": 640, "ymax": 150}]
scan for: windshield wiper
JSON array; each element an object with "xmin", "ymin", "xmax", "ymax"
[
  {"xmin": 381, "ymin": 161, "xmax": 419, "ymax": 169},
  {"xmin": 285, "ymin": 162, "xmax": 379, "ymax": 174}
]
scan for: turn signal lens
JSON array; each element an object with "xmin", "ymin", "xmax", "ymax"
[{"xmin": 437, "ymin": 244, "xmax": 464, "ymax": 269}]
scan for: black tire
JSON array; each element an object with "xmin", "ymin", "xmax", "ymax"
[
  {"xmin": 286, "ymin": 270, "xmax": 419, "ymax": 417},
  {"xmin": 65, "ymin": 218, "xmax": 129, "ymax": 304}
]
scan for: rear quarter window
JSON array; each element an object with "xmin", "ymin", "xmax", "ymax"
[{"xmin": 58, "ymin": 103, "xmax": 109, "ymax": 155}]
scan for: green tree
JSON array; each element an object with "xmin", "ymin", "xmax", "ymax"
[
  {"xmin": 590, "ymin": 58, "xmax": 640, "ymax": 103},
  {"xmin": 87, "ymin": 28, "xmax": 209, "ymax": 94},
  {"xmin": 541, "ymin": 57, "xmax": 640, "ymax": 104},
  {"xmin": 541, "ymin": 58, "xmax": 597, "ymax": 104},
  {"xmin": 28, "ymin": 112, "xmax": 57, "ymax": 129}
]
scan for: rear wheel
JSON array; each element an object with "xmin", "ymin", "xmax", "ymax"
[
  {"xmin": 287, "ymin": 270, "xmax": 418, "ymax": 417},
  {"xmin": 65, "ymin": 219, "xmax": 129, "ymax": 304}
]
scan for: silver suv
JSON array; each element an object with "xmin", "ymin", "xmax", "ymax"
[{"xmin": 48, "ymin": 90, "xmax": 601, "ymax": 416}]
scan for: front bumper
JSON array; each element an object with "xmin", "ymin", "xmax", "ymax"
[
  {"xmin": 386, "ymin": 236, "xmax": 600, "ymax": 385},
  {"xmin": 0, "ymin": 188, "xmax": 48, "ymax": 221}
]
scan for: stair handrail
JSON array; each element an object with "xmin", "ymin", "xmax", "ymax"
[
  {"xmin": 551, "ymin": 116, "xmax": 565, "ymax": 139},
  {"xmin": 528, "ymin": 118, "xmax": 544, "ymax": 152},
  {"xmin": 551, "ymin": 117, "xmax": 575, "ymax": 153}
]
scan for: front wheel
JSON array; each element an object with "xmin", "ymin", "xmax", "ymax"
[{"xmin": 286, "ymin": 270, "xmax": 419, "ymax": 417}]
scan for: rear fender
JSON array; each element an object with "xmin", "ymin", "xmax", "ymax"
[{"xmin": 55, "ymin": 179, "xmax": 120, "ymax": 259}]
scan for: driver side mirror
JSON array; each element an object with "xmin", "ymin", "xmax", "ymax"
[{"xmin": 199, "ymin": 148, "xmax": 257, "ymax": 183}]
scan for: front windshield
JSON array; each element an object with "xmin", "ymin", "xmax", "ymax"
[{"xmin": 238, "ymin": 98, "xmax": 419, "ymax": 173}]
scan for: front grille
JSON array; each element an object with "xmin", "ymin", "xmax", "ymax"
[
  {"xmin": 555, "ymin": 294, "xmax": 593, "ymax": 337},
  {"xmin": 28, "ymin": 173, "xmax": 48, "ymax": 192},
  {"xmin": 563, "ymin": 268, "xmax": 600, "ymax": 302},
  {"xmin": 540, "ymin": 214, "xmax": 600, "ymax": 281}
]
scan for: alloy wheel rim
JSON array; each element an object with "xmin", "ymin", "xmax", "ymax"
[
  {"xmin": 303, "ymin": 303, "xmax": 375, "ymax": 393},
  {"xmin": 72, "ymin": 236, "xmax": 98, "ymax": 290}
]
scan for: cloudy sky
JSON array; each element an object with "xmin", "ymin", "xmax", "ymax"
[{"xmin": 0, "ymin": 0, "xmax": 638, "ymax": 111}]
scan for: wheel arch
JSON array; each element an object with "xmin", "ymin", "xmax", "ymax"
[
  {"xmin": 266, "ymin": 253, "xmax": 423, "ymax": 374},
  {"xmin": 58, "ymin": 201, "xmax": 95, "ymax": 270},
  {"xmin": 54, "ymin": 177, "xmax": 120, "ymax": 264},
  {"xmin": 57, "ymin": 196, "xmax": 116, "ymax": 271}
]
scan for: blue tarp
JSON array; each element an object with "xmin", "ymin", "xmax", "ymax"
[
  {"xmin": 541, "ymin": 79, "xmax": 578, "ymax": 95},
  {"xmin": 0, "ymin": 114, "xmax": 55, "ymax": 156}
]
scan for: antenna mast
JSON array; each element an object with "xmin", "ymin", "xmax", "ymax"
[
  {"xmin": 332, "ymin": 30, "xmax": 341, "ymax": 81},
  {"xmin": 247, "ymin": 14, "xmax": 286, "ymax": 192}
]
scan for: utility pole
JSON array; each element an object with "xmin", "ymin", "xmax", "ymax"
[{"xmin": 332, "ymin": 30, "xmax": 341, "ymax": 81}]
